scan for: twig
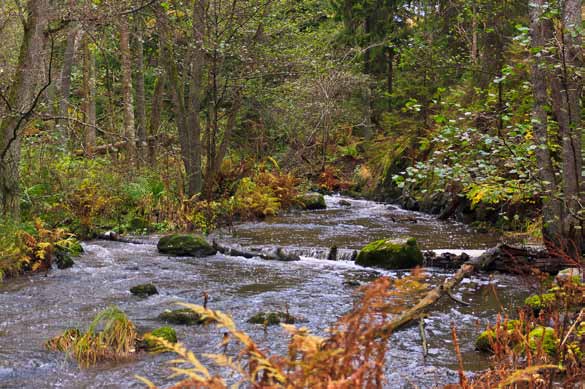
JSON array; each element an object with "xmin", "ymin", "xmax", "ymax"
[
  {"xmin": 419, "ymin": 317, "xmax": 428, "ymax": 358},
  {"xmin": 447, "ymin": 289, "xmax": 470, "ymax": 306}
]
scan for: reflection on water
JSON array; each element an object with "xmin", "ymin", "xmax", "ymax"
[{"xmin": 0, "ymin": 195, "xmax": 535, "ymax": 388}]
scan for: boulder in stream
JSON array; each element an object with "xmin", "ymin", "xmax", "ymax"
[
  {"xmin": 298, "ymin": 193, "xmax": 327, "ymax": 210},
  {"xmin": 142, "ymin": 326, "xmax": 177, "ymax": 351},
  {"xmin": 355, "ymin": 238, "xmax": 423, "ymax": 270},
  {"xmin": 248, "ymin": 311, "xmax": 297, "ymax": 326},
  {"xmin": 157, "ymin": 234, "xmax": 217, "ymax": 257},
  {"xmin": 158, "ymin": 309, "xmax": 208, "ymax": 325},
  {"xmin": 130, "ymin": 283, "xmax": 159, "ymax": 297}
]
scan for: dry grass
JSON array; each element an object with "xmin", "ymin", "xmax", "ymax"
[{"xmin": 47, "ymin": 306, "xmax": 137, "ymax": 367}]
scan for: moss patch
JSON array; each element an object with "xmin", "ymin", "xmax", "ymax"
[
  {"xmin": 524, "ymin": 293, "xmax": 556, "ymax": 314},
  {"xmin": 355, "ymin": 237, "xmax": 423, "ymax": 269},
  {"xmin": 529, "ymin": 326, "xmax": 557, "ymax": 356},
  {"xmin": 143, "ymin": 326, "xmax": 177, "ymax": 352}
]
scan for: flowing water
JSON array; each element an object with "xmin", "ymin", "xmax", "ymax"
[{"xmin": 0, "ymin": 195, "xmax": 536, "ymax": 388}]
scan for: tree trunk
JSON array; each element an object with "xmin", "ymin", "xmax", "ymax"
[
  {"xmin": 386, "ymin": 46, "xmax": 394, "ymax": 111},
  {"xmin": 134, "ymin": 18, "xmax": 147, "ymax": 166},
  {"xmin": 57, "ymin": 22, "xmax": 80, "ymax": 133},
  {"xmin": 549, "ymin": 0, "xmax": 583, "ymax": 257},
  {"xmin": 148, "ymin": 68, "xmax": 165, "ymax": 166},
  {"xmin": 0, "ymin": 0, "xmax": 49, "ymax": 219},
  {"xmin": 529, "ymin": 0, "xmax": 563, "ymax": 250},
  {"xmin": 120, "ymin": 17, "xmax": 136, "ymax": 165},
  {"xmin": 82, "ymin": 33, "xmax": 96, "ymax": 154}
]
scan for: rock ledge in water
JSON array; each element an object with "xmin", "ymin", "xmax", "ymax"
[
  {"xmin": 130, "ymin": 283, "xmax": 159, "ymax": 297},
  {"xmin": 248, "ymin": 311, "xmax": 297, "ymax": 326},
  {"xmin": 157, "ymin": 234, "xmax": 217, "ymax": 257},
  {"xmin": 355, "ymin": 237, "xmax": 423, "ymax": 270},
  {"xmin": 158, "ymin": 309, "xmax": 208, "ymax": 325}
]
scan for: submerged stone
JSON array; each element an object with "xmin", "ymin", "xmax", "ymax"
[
  {"xmin": 298, "ymin": 193, "xmax": 327, "ymax": 210},
  {"xmin": 130, "ymin": 283, "xmax": 158, "ymax": 297},
  {"xmin": 158, "ymin": 309, "xmax": 207, "ymax": 325},
  {"xmin": 247, "ymin": 311, "xmax": 297, "ymax": 326},
  {"xmin": 157, "ymin": 234, "xmax": 217, "ymax": 257},
  {"xmin": 355, "ymin": 237, "xmax": 423, "ymax": 270}
]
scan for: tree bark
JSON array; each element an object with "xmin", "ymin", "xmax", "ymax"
[
  {"xmin": 134, "ymin": 18, "xmax": 147, "ymax": 166},
  {"xmin": 0, "ymin": 0, "xmax": 49, "ymax": 219},
  {"xmin": 57, "ymin": 10, "xmax": 79, "ymax": 130},
  {"xmin": 148, "ymin": 67, "xmax": 165, "ymax": 166},
  {"xmin": 120, "ymin": 17, "xmax": 136, "ymax": 165},
  {"xmin": 529, "ymin": 0, "xmax": 563, "ymax": 249},
  {"xmin": 549, "ymin": 0, "xmax": 583, "ymax": 257},
  {"xmin": 82, "ymin": 33, "xmax": 96, "ymax": 154}
]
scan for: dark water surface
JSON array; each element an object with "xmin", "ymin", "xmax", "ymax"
[{"xmin": 0, "ymin": 195, "xmax": 535, "ymax": 388}]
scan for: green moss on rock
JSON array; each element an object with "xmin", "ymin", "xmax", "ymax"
[
  {"xmin": 158, "ymin": 309, "xmax": 207, "ymax": 325},
  {"xmin": 298, "ymin": 193, "xmax": 327, "ymax": 210},
  {"xmin": 157, "ymin": 234, "xmax": 217, "ymax": 257},
  {"xmin": 529, "ymin": 326, "xmax": 557, "ymax": 356},
  {"xmin": 130, "ymin": 283, "xmax": 158, "ymax": 297},
  {"xmin": 247, "ymin": 311, "xmax": 296, "ymax": 326},
  {"xmin": 524, "ymin": 293, "xmax": 556, "ymax": 314},
  {"xmin": 355, "ymin": 237, "xmax": 423, "ymax": 270},
  {"xmin": 144, "ymin": 326, "xmax": 177, "ymax": 351},
  {"xmin": 475, "ymin": 320, "xmax": 521, "ymax": 353}
]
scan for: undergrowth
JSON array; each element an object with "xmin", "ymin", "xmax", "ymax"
[{"xmin": 0, "ymin": 218, "xmax": 80, "ymax": 281}]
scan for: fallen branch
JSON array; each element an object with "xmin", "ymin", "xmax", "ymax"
[{"xmin": 379, "ymin": 252, "xmax": 499, "ymax": 336}]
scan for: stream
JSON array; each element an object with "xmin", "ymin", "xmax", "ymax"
[{"xmin": 0, "ymin": 195, "xmax": 536, "ymax": 388}]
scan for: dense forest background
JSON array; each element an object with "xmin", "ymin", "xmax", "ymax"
[{"xmin": 0, "ymin": 0, "xmax": 584, "ymax": 262}]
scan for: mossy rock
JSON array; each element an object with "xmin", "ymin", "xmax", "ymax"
[
  {"xmin": 475, "ymin": 320, "xmax": 521, "ymax": 352},
  {"xmin": 247, "ymin": 311, "xmax": 296, "ymax": 326},
  {"xmin": 524, "ymin": 293, "xmax": 556, "ymax": 314},
  {"xmin": 130, "ymin": 283, "xmax": 158, "ymax": 297},
  {"xmin": 158, "ymin": 309, "xmax": 207, "ymax": 325},
  {"xmin": 157, "ymin": 234, "xmax": 217, "ymax": 257},
  {"xmin": 298, "ymin": 193, "xmax": 327, "ymax": 210},
  {"xmin": 54, "ymin": 249, "xmax": 75, "ymax": 269},
  {"xmin": 475, "ymin": 329, "xmax": 496, "ymax": 352},
  {"xmin": 355, "ymin": 238, "xmax": 423, "ymax": 270},
  {"xmin": 529, "ymin": 326, "xmax": 558, "ymax": 356},
  {"xmin": 143, "ymin": 326, "xmax": 177, "ymax": 351}
]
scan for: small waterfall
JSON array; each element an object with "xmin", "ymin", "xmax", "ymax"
[{"xmin": 273, "ymin": 246, "xmax": 358, "ymax": 261}]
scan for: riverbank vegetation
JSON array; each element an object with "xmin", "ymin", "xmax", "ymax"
[
  {"xmin": 1, "ymin": 0, "xmax": 585, "ymax": 386},
  {"xmin": 2, "ymin": 0, "xmax": 585, "ymax": 263}
]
